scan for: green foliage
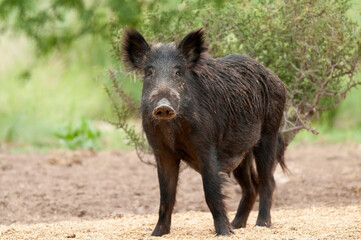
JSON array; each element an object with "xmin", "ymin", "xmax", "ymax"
[
  {"xmin": 1, "ymin": 0, "xmax": 361, "ymax": 152},
  {"xmin": 0, "ymin": 33, "xmax": 111, "ymax": 149},
  {"xmin": 0, "ymin": 0, "xmax": 104, "ymax": 53},
  {"xmin": 225, "ymin": 0, "xmax": 361, "ymax": 142},
  {"xmin": 111, "ymin": 0, "xmax": 361, "ymax": 144},
  {"xmin": 0, "ymin": 0, "xmax": 222, "ymax": 54},
  {"xmin": 103, "ymin": 69, "xmax": 154, "ymax": 165},
  {"xmin": 55, "ymin": 118, "xmax": 101, "ymax": 150}
]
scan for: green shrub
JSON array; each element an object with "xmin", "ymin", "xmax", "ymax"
[
  {"xmin": 110, "ymin": 0, "xmax": 361, "ymax": 145},
  {"xmin": 3, "ymin": 0, "xmax": 359, "ymax": 151},
  {"xmin": 55, "ymin": 118, "xmax": 101, "ymax": 150},
  {"xmin": 103, "ymin": 68, "xmax": 154, "ymax": 165}
]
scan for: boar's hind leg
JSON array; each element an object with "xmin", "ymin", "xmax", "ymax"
[
  {"xmin": 200, "ymin": 148, "xmax": 234, "ymax": 236},
  {"xmin": 253, "ymin": 133, "xmax": 278, "ymax": 227},
  {"xmin": 231, "ymin": 152, "xmax": 258, "ymax": 228},
  {"xmin": 151, "ymin": 153, "xmax": 180, "ymax": 237}
]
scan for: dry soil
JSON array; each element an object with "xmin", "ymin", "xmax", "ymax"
[{"xmin": 0, "ymin": 143, "xmax": 361, "ymax": 239}]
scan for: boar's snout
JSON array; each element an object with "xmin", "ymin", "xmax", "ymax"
[{"xmin": 153, "ymin": 98, "xmax": 176, "ymax": 120}]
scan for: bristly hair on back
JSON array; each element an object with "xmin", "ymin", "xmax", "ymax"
[
  {"xmin": 122, "ymin": 28, "xmax": 151, "ymax": 71},
  {"xmin": 177, "ymin": 28, "xmax": 209, "ymax": 72}
]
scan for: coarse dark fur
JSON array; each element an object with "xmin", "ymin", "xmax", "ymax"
[{"xmin": 122, "ymin": 28, "xmax": 287, "ymax": 236}]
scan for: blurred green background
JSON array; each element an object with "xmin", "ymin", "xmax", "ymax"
[{"xmin": 0, "ymin": 0, "xmax": 360, "ymax": 152}]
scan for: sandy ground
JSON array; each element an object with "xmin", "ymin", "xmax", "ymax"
[
  {"xmin": 1, "ymin": 206, "xmax": 360, "ymax": 240},
  {"xmin": 1, "ymin": 143, "xmax": 361, "ymax": 239}
]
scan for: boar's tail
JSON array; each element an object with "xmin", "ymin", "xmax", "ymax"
[{"xmin": 276, "ymin": 133, "xmax": 289, "ymax": 173}]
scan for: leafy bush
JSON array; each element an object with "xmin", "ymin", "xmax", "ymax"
[
  {"xmin": 55, "ymin": 118, "xmax": 101, "ymax": 150},
  {"xmin": 215, "ymin": 0, "xmax": 361, "ymax": 143},
  {"xmin": 0, "ymin": 0, "xmax": 219, "ymax": 54},
  {"xmin": 2, "ymin": 0, "xmax": 360, "ymax": 152},
  {"xmin": 103, "ymin": 69, "xmax": 154, "ymax": 165},
  {"xmin": 110, "ymin": 0, "xmax": 361, "ymax": 146}
]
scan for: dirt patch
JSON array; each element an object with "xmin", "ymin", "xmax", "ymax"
[
  {"xmin": 1, "ymin": 143, "xmax": 361, "ymax": 239},
  {"xmin": 1, "ymin": 206, "xmax": 360, "ymax": 240}
]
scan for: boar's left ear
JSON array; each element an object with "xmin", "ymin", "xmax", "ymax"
[
  {"xmin": 122, "ymin": 28, "xmax": 151, "ymax": 71},
  {"xmin": 178, "ymin": 28, "xmax": 208, "ymax": 69}
]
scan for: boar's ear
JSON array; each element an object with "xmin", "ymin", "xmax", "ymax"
[
  {"xmin": 178, "ymin": 28, "xmax": 208, "ymax": 69},
  {"xmin": 122, "ymin": 28, "xmax": 151, "ymax": 71}
]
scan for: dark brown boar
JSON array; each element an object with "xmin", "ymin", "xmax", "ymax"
[{"xmin": 122, "ymin": 28, "xmax": 287, "ymax": 236}]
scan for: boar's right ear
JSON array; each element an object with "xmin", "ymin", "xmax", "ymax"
[
  {"xmin": 122, "ymin": 28, "xmax": 150, "ymax": 71},
  {"xmin": 178, "ymin": 28, "xmax": 208, "ymax": 69}
]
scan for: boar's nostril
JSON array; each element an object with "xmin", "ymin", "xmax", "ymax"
[
  {"xmin": 153, "ymin": 106, "xmax": 176, "ymax": 119},
  {"xmin": 153, "ymin": 99, "xmax": 176, "ymax": 120}
]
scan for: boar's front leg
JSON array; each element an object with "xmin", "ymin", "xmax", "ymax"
[
  {"xmin": 200, "ymin": 147, "xmax": 233, "ymax": 236},
  {"xmin": 151, "ymin": 151, "xmax": 180, "ymax": 237}
]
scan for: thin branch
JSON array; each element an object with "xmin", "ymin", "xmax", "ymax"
[
  {"xmin": 281, "ymin": 125, "xmax": 304, "ymax": 134},
  {"xmin": 108, "ymin": 70, "xmax": 138, "ymax": 112}
]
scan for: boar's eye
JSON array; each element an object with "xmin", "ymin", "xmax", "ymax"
[
  {"xmin": 145, "ymin": 68, "xmax": 154, "ymax": 77},
  {"xmin": 175, "ymin": 70, "xmax": 181, "ymax": 77}
]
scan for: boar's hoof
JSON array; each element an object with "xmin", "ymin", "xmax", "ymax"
[
  {"xmin": 231, "ymin": 219, "xmax": 247, "ymax": 229},
  {"xmin": 151, "ymin": 225, "xmax": 170, "ymax": 237},
  {"xmin": 256, "ymin": 219, "xmax": 272, "ymax": 228},
  {"xmin": 215, "ymin": 223, "xmax": 235, "ymax": 236}
]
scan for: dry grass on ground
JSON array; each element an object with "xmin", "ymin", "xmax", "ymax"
[{"xmin": 1, "ymin": 205, "xmax": 360, "ymax": 240}]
